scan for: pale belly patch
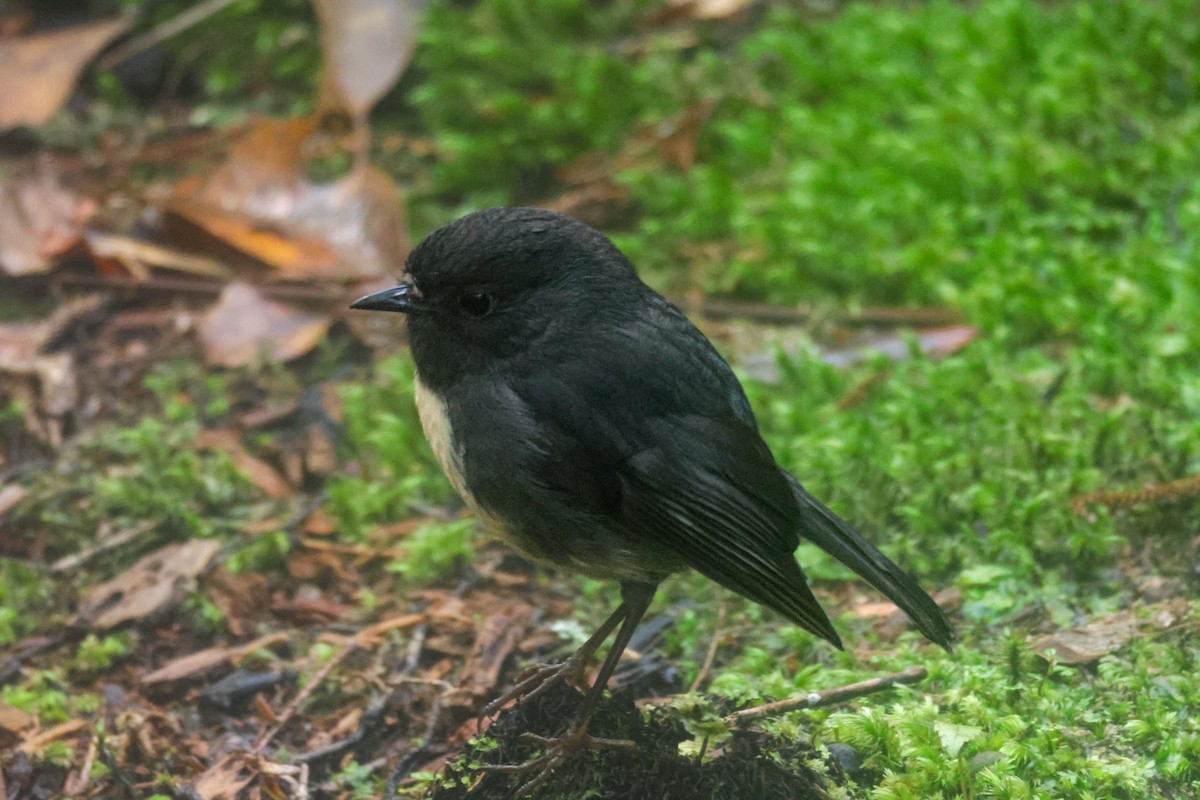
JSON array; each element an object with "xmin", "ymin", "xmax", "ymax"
[
  {"xmin": 413, "ymin": 372, "xmax": 509, "ymax": 537},
  {"xmin": 411, "ymin": 372, "xmax": 681, "ymax": 583}
]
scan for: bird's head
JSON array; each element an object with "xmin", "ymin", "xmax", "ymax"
[{"xmin": 351, "ymin": 207, "xmax": 641, "ymax": 388}]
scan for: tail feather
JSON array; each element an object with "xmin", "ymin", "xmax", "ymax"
[{"xmin": 789, "ymin": 476, "xmax": 955, "ymax": 651}]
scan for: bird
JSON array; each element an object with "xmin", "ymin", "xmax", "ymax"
[{"xmin": 351, "ymin": 207, "xmax": 953, "ymax": 792}]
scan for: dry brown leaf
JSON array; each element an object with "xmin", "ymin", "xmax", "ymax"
[
  {"xmin": 313, "ymin": 0, "xmax": 420, "ymax": 118},
  {"xmin": 854, "ymin": 600, "xmax": 900, "ymax": 619},
  {"xmin": 0, "ymin": 702, "xmax": 34, "ymax": 747},
  {"xmin": 1033, "ymin": 599, "xmax": 1191, "ymax": 665},
  {"xmin": 141, "ymin": 632, "xmax": 288, "ymax": 686},
  {"xmin": 0, "ymin": 155, "xmax": 96, "ymax": 275},
  {"xmin": 0, "ymin": 294, "xmax": 106, "ymax": 444},
  {"xmin": 0, "ymin": 17, "xmax": 130, "ymax": 129},
  {"xmin": 198, "ymin": 282, "xmax": 331, "ymax": 367},
  {"xmin": 167, "ymin": 196, "xmax": 342, "ymax": 276},
  {"xmin": 164, "ymin": 115, "xmax": 406, "ymax": 280},
  {"xmin": 195, "ymin": 428, "xmax": 292, "ymax": 498},
  {"xmin": 285, "ymin": 548, "xmax": 351, "ymax": 582},
  {"xmin": 191, "ymin": 752, "xmax": 257, "ymax": 800},
  {"xmin": 83, "ymin": 229, "xmax": 233, "ymax": 280},
  {"xmin": 0, "ymin": 485, "xmax": 27, "ymax": 518},
  {"xmin": 204, "ymin": 565, "xmax": 271, "ymax": 636},
  {"xmin": 73, "ymin": 539, "xmax": 221, "ymax": 630},
  {"xmin": 457, "ymin": 603, "xmax": 535, "ymax": 699}
]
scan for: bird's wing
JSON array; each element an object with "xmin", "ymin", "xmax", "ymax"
[{"xmin": 510, "ymin": 317, "xmax": 841, "ymax": 646}]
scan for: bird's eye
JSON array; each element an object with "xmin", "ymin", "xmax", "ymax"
[{"xmin": 457, "ymin": 291, "xmax": 496, "ymax": 318}]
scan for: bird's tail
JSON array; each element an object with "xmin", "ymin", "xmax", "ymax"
[{"xmin": 788, "ymin": 476, "xmax": 955, "ymax": 651}]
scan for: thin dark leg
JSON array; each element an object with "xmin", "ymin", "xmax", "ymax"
[
  {"xmin": 574, "ymin": 601, "xmax": 631, "ymax": 669},
  {"xmin": 481, "ymin": 601, "xmax": 630, "ymax": 721},
  {"xmin": 487, "ymin": 582, "xmax": 658, "ymax": 797},
  {"xmin": 487, "ymin": 585, "xmax": 657, "ymax": 796},
  {"xmin": 572, "ymin": 581, "xmax": 655, "ymax": 723}
]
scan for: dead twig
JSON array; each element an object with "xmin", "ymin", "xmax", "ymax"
[
  {"xmin": 96, "ymin": 0, "xmax": 242, "ymax": 72},
  {"xmin": 51, "ymin": 520, "xmax": 158, "ymax": 573},
  {"xmin": 835, "ymin": 368, "xmax": 892, "ymax": 411},
  {"xmin": 255, "ymin": 638, "xmax": 358, "ymax": 752},
  {"xmin": 688, "ymin": 600, "xmax": 725, "ymax": 693},
  {"xmin": 53, "ymin": 272, "xmax": 350, "ymax": 305},
  {"xmin": 1071, "ymin": 473, "xmax": 1200, "ymax": 516},
  {"xmin": 679, "ymin": 297, "xmax": 961, "ymax": 329},
  {"xmin": 16, "ymin": 719, "xmax": 88, "ymax": 756},
  {"xmin": 724, "ymin": 665, "xmax": 928, "ymax": 727}
]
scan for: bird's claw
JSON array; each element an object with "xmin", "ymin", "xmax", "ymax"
[
  {"xmin": 483, "ymin": 721, "xmax": 634, "ymax": 798},
  {"xmin": 479, "ymin": 653, "xmax": 589, "ymax": 722}
]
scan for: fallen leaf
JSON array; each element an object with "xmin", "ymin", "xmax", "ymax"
[
  {"xmin": 313, "ymin": 0, "xmax": 421, "ymax": 118},
  {"xmin": 1033, "ymin": 599, "xmax": 1191, "ymax": 665},
  {"xmin": 191, "ymin": 752, "xmax": 256, "ymax": 800},
  {"xmin": 83, "ymin": 229, "xmax": 233, "ymax": 280},
  {"xmin": 167, "ymin": 195, "xmax": 341, "ymax": 276},
  {"xmin": 141, "ymin": 632, "xmax": 289, "ymax": 686},
  {"xmin": 164, "ymin": 114, "xmax": 406, "ymax": 280},
  {"xmin": 0, "ymin": 155, "xmax": 97, "ymax": 275},
  {"xmin": 0, "ymin": 294, "xmax": 105, "ymax": 444},
  {"xmin": 457, "ymin": 603, "xmax": 534, "ymax": 699},
  {"xmin": 270, "ymin": 595, "xmax": 349, "ymax": 624},
  {"xmin": 0, "ymin": 17, "xmax": 131, "ymax": 129},
  {"xmin": 0, "ymin": 702, "xmax": 34, "ymax": 746},
  {"xmin": 73, "ymin": 539, "xmax": 221, "ymax": 630},
  {"xmin": 822, "ymin": 325, "xmax": 980, "ymax": 368},
  {"xmin": 934, "ymin": 721, "xmax": 982, "ymax": 758},
  {"xmin": 198, "ymin": 282, "xmax": 330, "ymax": 367},
  {"xmin": 203, "ymin": 565, "xmax": 271, "ymax": 637},
  {"xmin": 0, "ymin": 485, "xmax": 27, "ymax": 518},
  {"xmin": 285, "ymin": 548, "xmax": 351, "ymax": 582},
  {"xmin": 195, "ymin": 428, "xmax": 292, "ymax": 498}
]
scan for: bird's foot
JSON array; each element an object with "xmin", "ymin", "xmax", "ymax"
[
  {"xmin": 484, "ymin": 718, "xmax": 634, "ymax": 798},
  {"xmin": 480, "ymin": 651, "xmax": 590, "ymax": 721}
]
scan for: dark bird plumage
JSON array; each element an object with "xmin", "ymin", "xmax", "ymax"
[{"xmin": 350, "ymin": 207, "xmax": 953, "ymax": 788}]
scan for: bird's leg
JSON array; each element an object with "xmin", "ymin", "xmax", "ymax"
[
  {"xmin": 480, "ymin": 600, "xmax": 628, "ymax": 721},
  {"xmin": 485, "ymin": 582, "xmax": 656, "ymax": 797}
]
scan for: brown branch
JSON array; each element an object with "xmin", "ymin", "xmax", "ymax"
[
  {"xmin": 53, "ymin": 272, "xmax": 356, "ymax": 305},
  {"xmin": 724, "ymin": 665, "xmax": 928, "ymax": 727},
  {"xmin": 835, "ymin": 368, "xmax": 893, "ymax": 411},
  {"xmin": 96, "ymin": 0, "xmax": 242, "ymax": 72},
  {"xmin": 1071, "ymin": 473, "xmax": 1200, "ymax": 516},
  {"xmin": 677, "ymin": 297, "xmax": 961, "ymax": 328}
]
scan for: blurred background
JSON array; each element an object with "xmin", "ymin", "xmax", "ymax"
[{"xmin": 0, "ymin": 1, "xmax": 1198, "ymax": 798}]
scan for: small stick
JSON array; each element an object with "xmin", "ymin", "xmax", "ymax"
[
  {"xmin": 96, "ymin": 0, "xmax": 242, "ymax": 72},
  {"xmin": 681, "ymin": 297, "xmax": 962, "ymax": 329},
  {"xmin": 724, "ymin": 665, "xmax": 928, "ymax": 727},
  {"xmin": 688, "ymin": 600, "xmax": 726, "ymax": 693},
  {"xmin": 1071, "ymin": 472, "xmax": 1200, "ymax": 516},
  {"xmin": 255, "ymin": 638, "xmax": 358, "ymax": 751},
  {"xmin": 51, "ymin": 520, "xmax": 158, "ymax": 573}
]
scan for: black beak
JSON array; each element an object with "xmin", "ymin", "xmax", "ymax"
[{"xmin": 350, "ymin": 282, "xmax": 425, "ymax": 313}]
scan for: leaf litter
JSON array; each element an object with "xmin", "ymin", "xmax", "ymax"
[{"xmin": 3, "ymin": 2, "xmax": 1194, "ymax": 799}]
